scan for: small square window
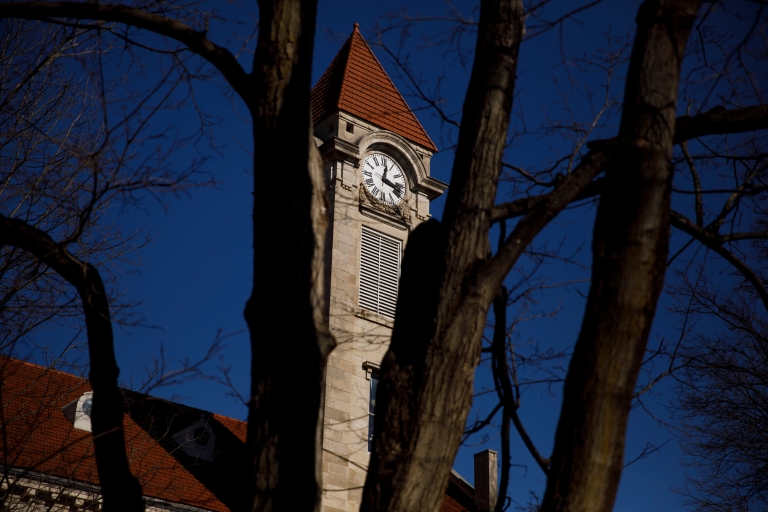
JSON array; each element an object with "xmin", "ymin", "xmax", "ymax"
[{"xmin": 346, "ymin": 122, "xmax": 354, "ymax": 133}]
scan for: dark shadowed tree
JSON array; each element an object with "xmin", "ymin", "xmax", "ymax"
[{"xmin": 674, "ymin": 288, "xmax": 768, "ymax": 511}]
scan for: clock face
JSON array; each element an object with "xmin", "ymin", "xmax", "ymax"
[{"xmin": 361, "ymin": 153, "xmax": 406, "ymax": 205}]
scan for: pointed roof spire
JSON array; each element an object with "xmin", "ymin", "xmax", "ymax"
[{"xmin": 311, "ymin": 24, "xmax": 437, "ymax": 152}]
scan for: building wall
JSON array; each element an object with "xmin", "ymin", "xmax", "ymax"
[
  {"xmin": 1, "ymin": 472, "xmax": 211, "ymax": 512},
  {"xmin": 317, "ymin": 113, "xmax": 433, "ymax": 512}
]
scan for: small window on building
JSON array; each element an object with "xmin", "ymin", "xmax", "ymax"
[
  {"xmin": 359, "ymin": 227, "xmax": 401, "ymax": 318},
  {"xmin": 368, "ymin": 372, "xmax": 379, "ymax": 452},
  {"xmin": 346, "ymin": 121, "xmax": 354, "ymax": 133}
]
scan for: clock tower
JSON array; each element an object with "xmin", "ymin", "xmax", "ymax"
[{"xmin": 310, "ymin": 24, "xmax": 448, "ymax": 512}]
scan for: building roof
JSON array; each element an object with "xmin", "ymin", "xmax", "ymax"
[
  {"xmin": 441, "ymin": 476, "xmax": 479, "ymax": 512},
  {"xmin": 0, "ymin": 357, "xmax": 247, "ymax": 512},
  {"xmin": 1, "ymin": 357, "xmax": 473, "ymax": 512},
  {"xmin": 311, "ymin": 24, "xmax": 438, "ymax": 153}
]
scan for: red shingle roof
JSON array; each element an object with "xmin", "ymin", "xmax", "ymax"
[
  {"xmin": 311, "ymin": 24, "xmax": 438, "ymax": 153},
  {"xmin": 1, "ymin": 357, "xmax": 472, "ymax": 512},
  {"xmin": 0, "ymin": 357, "xmax": 246, "ymax": 511}
]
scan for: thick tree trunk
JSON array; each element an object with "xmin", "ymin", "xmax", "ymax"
[
  {"xmin": 244, "ymin": 1, "xmax": 334, "ymax": 512},
  {"xmin": 361, "ymin": 1, "xmax": 524, "ymax": 510},
  {"xmin": 541, "ymin": 1, "xmax": 702, "ymax": 511},
  {"xmin": 0, "ymin": 215, "xmax": 144, "ymax": 512}
]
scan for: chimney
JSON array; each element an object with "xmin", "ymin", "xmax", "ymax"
[{"xmin": 473, "ymin": 449, "xmax": 498, "ymax": 511}]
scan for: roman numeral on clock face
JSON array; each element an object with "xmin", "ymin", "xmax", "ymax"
[{"xmin": 365, "ymin": 178, "xmax": 374, "ymax": 187}]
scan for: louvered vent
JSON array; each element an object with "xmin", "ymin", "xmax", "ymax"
[{"xmin": 359, "ymin": 227, "xmax": 401, "ymax": 318}]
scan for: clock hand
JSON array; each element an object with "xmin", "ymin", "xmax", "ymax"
[{"xmin": 382, "ymin": 177, "xmax": 398, "ymax": 190}]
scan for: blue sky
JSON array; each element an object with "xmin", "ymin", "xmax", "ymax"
[{"xmin": 28, "ymin": 1, "xmax": 753, "ymax": 509}]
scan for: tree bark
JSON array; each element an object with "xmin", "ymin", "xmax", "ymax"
[
  {"xmin": 541, "ymin": 1, "xmax": 702, "ymax": 511},
  {"xmin": 0, "ymin": 214, "xmax": 143, "ymax": 512},
  {"xmin": 362, "ymin": 1, "xmax": 524, "ymax": 510},
  {"xmin": 244, "ymin": 1, "xmax": 334, "ymax": 512}
]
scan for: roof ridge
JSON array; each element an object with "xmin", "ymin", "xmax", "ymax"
[
  {"xmin": 212, "ymin": 412, "xmax": 246, "ymax": 424},
  {"xmin": 0, "ymin": 355, "xmax": 88, "ymax": 382},
  {"xmin": 338, "ymin": 25, "xmax": 358, "ymax": 105}
]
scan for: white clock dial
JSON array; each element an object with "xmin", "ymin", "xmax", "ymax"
[{"xmin": 361, "ymin": 153, "xmax": 406, "ymax": 205}]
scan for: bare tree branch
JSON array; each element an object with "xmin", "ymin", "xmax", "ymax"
[
  {"xmin": 0, "ymin": 2, "xmax": 252, "ymax": 109},
  {"xmin": 670, "ymin": 210, "xmax": 768, "ymax": 312},
  {"xmin": 674, "ymin": 105, "xmax": 768, "ymax": 143}
]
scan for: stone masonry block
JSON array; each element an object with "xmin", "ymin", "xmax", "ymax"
[
  {"xmin": 327, "ymin": 386, "xmax": 351, "ymax": 404},
  {"xmin": 322, "ymin": 449, "xmax": 348, "ymax": 467},
  {"xmin": 341, "ymin": 319, "xmax": 355, "ymax": 333},
  {"xmin": 335, "ymin": 268, "xmax": 356, "ymax": 284},
  {"xmin": 335, "ymin": 358, "xmax": 357, "ymax": 375},
  {"xmin": 348, "ymin": 489, "xmax": 363, "ymax": 503},
  {"xmin": 337, "ymin": 350, "xmax": 363, "ymax": 367},
  {"xmin": 322, "ymin": 493, "xmax": 348, "ymax": 511},
  {"xmin": 331, "ymin": 259, "xmax": 353, "ymax": 274},
  {"xmin": 329, "ymin": 377, "xmax": 353, "ymax": 393},
  {"xmin": 336, "ymin": 231, "xmax": 357, "ymax": 250},
  {"xmin": 325, "ymin": 470, "xmax": 351, "ymax": 489},
  {"xmin": 339, "ymin": 434, "xmax": 363, "ymax": 450},
  {"xmin": 325, "ymin": 438, "xmax": 350, "ymax": 457},
  {"xmin": 323, "ymin": 492, "xmax": 347, "ymax": 512},
  {"xmin": 327, "ymin": 461, "xmax": 348, "ymax": 477},
  {"xmin": 347, "ymin": 468, "xmax": 365, "ymax": 484},
  {"xmin": 325, "ymin": 406, "xmax": 350, "ymax": 423},
  {"xmin": 328, "ymin": 397, "xmax": 351, "ymax": 414},
  {"xmin": 325, "ymin": 427, "xmax": 344, "ymax": 442},
  {"xmin": 350, "ymin": 394, "xmax": 367, "ymax": 411},
  {"xmin": 332, "ymin": 248, "xmax": 355, "ymax": 265},
  {"xmin": 326, "ymin": 365, "xmax": 347, "ymax": 381},
  {"xmin": 334, "ymin": 223, "xmax": 357, "ymax": 237},
  {"xmin": 333, "ymin": 288, "xmax": 354, "ymax": 305}
]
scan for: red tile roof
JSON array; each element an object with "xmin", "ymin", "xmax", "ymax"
[
  {"xmin": 311, "ymin": 24, "xmax": 438, "ymax": 153},
  {"xmin": 0, "ymin": 357, "xmax": 246, "ymax": 511},
  {"xmin": 441, "ymin": 474, "xmax": 478, "ymax": 512},
  {"xmin": 441, "ymin": 494, "xmax": 474, "ymax": 512},
  {"xmin": 1, "ymin": 357, "xmax": 472, "ymax": 512}
]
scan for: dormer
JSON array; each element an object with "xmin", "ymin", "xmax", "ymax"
[{"xmin": 62, "ymin": 391, "xmax": 93, "ymax": 432}]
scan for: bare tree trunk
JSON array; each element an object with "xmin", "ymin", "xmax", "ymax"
[
  {"xmin": 0, "ymin": 215, "xmax": 143, "ymax": 512},
  {"xmin": 244, "ymin": 1, "xmax": 334, "ymax": 511},
  {"xmin": 362, "ymin": 1, "xmax": 524, "ymax": 510},
  {"xmin": 541, "ymin": 1, "xmax": 702, "ymax": 511}
]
